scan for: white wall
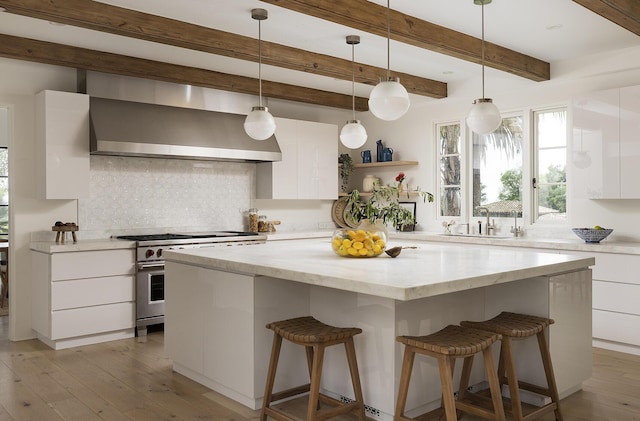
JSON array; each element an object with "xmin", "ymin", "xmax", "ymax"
[
  {"xmin": 0, "ymin": 59, "xmax": 78, "ymax": 340},
  {"xmin": 2, "ymin": 43, "xmax": 640, "ymax": 340}
]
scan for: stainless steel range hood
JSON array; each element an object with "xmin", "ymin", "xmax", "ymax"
[{"xmin": 89, "ymin": 97, "xmax": 281, "ymax": 162}]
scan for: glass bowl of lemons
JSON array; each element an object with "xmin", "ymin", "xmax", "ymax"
[{"xmin": 331, "ymin": 228, "xmax": 387, "ymax": 258}]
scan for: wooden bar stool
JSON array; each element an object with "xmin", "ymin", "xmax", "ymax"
[
  {"xmin": 395, "ymin": 324, "xmax": 506, "ymax": 421},
  {"xmin": 260, "ymin": 316, "xmax": 366, "ymax": 421},
  {"xmin": 461, "ymin": 312, "xmax": 563, "ymax": 421}
]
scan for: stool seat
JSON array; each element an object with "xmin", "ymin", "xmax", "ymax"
[
  {"xmin": 462, "ymin": 311, "xmax": 553, "ymax": 338},
  {"xmin": 267, "ymin": 316, "xmax": 362, "ymax": 344},
  {"xmin": 395, "ymin": 325, "xmax": 506, "ymax": 421},
  {"xmin": 397, "ymin": 324, "xmax": 501, "ymax": 356},
  {"xmin": 261, "ymin": 316, "xmax": 365, "ymax": 421},
  {"xmin": 461, "ymin": 312, "xmax": 563, "ymax": 421}
]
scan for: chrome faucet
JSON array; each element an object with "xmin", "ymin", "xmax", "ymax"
[
  {"xmin": 475, "ymin": 206, "xmax": 495, "ymax": 235},
  {"xmin": 510, "ymin": 210, "xmax": 522, "ymax": 237}
]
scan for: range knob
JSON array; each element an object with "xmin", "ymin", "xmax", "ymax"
[
  {"xmin": 157, "ymin": 249, "xmax": 163, "ymax": 258},
  {"xmin": 145, "ymin": 249, "xmax": 155, "ymax": 259}
]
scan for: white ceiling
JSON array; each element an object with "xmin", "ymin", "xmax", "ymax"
[{"xmin": 1, "ymin": 0, "xmax": 638, "ymax": 105}]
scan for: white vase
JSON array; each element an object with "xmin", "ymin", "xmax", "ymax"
[{"xmin": 363, "ymin": 174, "xmax": 378, "ymax": 192}]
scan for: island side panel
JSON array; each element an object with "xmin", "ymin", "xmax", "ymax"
[
  {"xmin": 165, "ymin": 263, "xmax": 311, "ymax": 409},
  {"xmin": 548, "ymin": 269, "xmax": 593, "ymax": 398}
]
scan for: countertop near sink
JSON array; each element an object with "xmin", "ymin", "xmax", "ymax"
[{"xmin": 395, "ymin": 231, "xmax": 640, "ymax": 255}]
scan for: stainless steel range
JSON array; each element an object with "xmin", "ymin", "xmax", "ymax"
[{"xmin": 116, "ymin": 231, "xmax": 266, "ymax": 336}]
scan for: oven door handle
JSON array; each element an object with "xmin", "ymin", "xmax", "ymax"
[{"xmin": 138, "ymin": 262, "xmax": 165, "ymax": 271}]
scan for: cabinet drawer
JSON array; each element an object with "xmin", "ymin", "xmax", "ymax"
[
  {"xmin": 593, "ymin": 309, "xmax": 640, "ymax": 346},
  {"xmin": 51, "ymin": 302, "xmax": 134, "ymax": 340},
  {"xmin": 593, "ymin": 280, "xmax": 640, "ymax": 315},
  {"xmin": 51, "ymin": 275, "xmax": 134, "ymax": 311},
  {"xmin": 591, "ymin": 253, "xmax": 640, "ymax": 285},
  {"xmin": 51, "ymin": 249, "xmax": 135, "ymax": 281}
]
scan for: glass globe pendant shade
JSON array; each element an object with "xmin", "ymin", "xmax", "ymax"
[
  {"xmin": 340, "ymin": 120, "xmax": 368, "ymax": 149},
  {"xmin": 368, "ymin": 77, "xmax": 410, "ymax": 121},
  {"xmin": 244, "ymin": 106, "xmax": 276, "ymax": 140},
  {"xmin": 466, "ymin": 98, "xmax": 501, "ymax": 135}
]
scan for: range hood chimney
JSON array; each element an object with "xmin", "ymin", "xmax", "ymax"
[{"xmin": 79, "ymin": 70, "xmax": 281, "ymax": 162}]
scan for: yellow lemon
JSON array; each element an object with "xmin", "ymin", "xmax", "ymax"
[
  {"xmin": 353, "ymin": 241, "xmax": 364, "ymax": 250},
  {"xmin": 348, "ymin": 230, "xmax": 356, "ymax": 238},
  {"xmin": 348, "ymin": 247, "xmax": 359, "ymax": 256},
  {"xmin": 371, "ymin": 234, "xmax": 381, "ymax": 241},
  {"xmin": 342, "ymin": 238, "xmax": 352, "ymax": 248},
  {"xmin": 337, "ymin": 246, "xmax": 349, "ymax": 256},
  {"xmin": 372, "ymin": 244, "xmax": 382, "ymax": 254},
  {"xmin": 358, "ymin": 248, "xmax": 369, "ymax": 256},
  {"xmin": 353, "ymin": 232, "xmax": 366, "ymax": 242},
  {"xmin": 363, "ymin": 238, "xmax": 374, "ymax": 249},
  {"xmin": 332, "ymin": 238, "xmax": 342, "ymax": 249}
]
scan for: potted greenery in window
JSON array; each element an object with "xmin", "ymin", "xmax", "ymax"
[{"xmin": 345, "ymin": 174, "xmax": 433, "ymax": 231}]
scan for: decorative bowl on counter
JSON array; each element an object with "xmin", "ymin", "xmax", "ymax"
[
  {"xmin": 331, "ymin": 219, "xmax": 388, "ymax": 258},
  {"xmin": 572, "ymin": 228, "xmax": 613, "ymax": 243}
]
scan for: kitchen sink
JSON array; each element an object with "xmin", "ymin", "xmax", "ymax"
[{"xmin": 440, "ymin": 233, "xmax": 512, "ymax": 240}]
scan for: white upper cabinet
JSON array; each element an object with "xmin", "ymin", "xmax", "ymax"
[
  {"xmin": 571, "ymin": 86, "xmax": 640, "ymax": 199},
  {"xmin": 36, "ymin": 90, "xmax": 90, "ymax": 199},
  {"xmin": 620, "ymin": 85, "xmax": 640, "ymax": 198},
  {"xmin": 256, "ymin": 117, "xmax": 338, "ymax": 200}
]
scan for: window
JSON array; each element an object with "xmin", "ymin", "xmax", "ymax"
[
  {"xmin": 0, "ymin": 147, "xmax": 6, "ymax": 234},
  {"xmin": 533, "ymin": 109, "xmax": 567, "ymax": 223},
  {"xmin": 435, "ymin": 108, "xmax": 567, "ymax": 231},
  {"xmin": 438, "ymin": 123, "xmax": 462, "ymax": 217},
  {"xmin": 472, "ymin": 116, "xmax": 524, "ymax": 219}
]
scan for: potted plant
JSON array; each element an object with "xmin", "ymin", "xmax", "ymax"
[
  {"xmin": 338, "ymin": 153, "xmax": 353, "ymax": 192},
  {"xmin": 345, "ymin": 175, "xmax": 433, "ymax": 231}
]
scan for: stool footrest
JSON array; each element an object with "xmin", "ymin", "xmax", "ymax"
[
  {"xmin": 515, "ymin": 379, "xmax": 553, "ymax": 398},
  {"xmin": 269, "ymin": 384, "xmax": 311, "ymax": 403}
]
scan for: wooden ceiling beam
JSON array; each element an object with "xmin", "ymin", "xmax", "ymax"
[
  {"xmin": 0, "ymin": 34, "xmax": 369, "ymax": 111},
  {"xmin": 572, "ymin": 0, "xmax": 640, "ymax": 36},
  {"xmin": 260, "ymin": 0, "xmax": 551, "ymax": 82},
  {"xmin": 0, "ymin": 0, "xmax": 447, "ymax": 99}
]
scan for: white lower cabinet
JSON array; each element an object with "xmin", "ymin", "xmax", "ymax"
[{"xmin": 31, "ymin": 249, "xmax": 136, "ymax": 350}]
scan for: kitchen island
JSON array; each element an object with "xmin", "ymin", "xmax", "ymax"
[{"xmin": 164, "ymin": 238, "xmax": 594, "ymax": 420}]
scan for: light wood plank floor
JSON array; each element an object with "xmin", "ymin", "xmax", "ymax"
[{"xmin": 0, "ymin": 317, "xmax": 638, "ymax": 420}]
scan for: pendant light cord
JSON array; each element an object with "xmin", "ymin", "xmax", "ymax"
[
  {"xmin": 351, "ymin": 42, "xmax": 356, "ymax": 121},
  {"xmin": 386, "ymin": 0, "xmax": 391, "ymax": 79},
  {"xmin": 258, "ymin": 17, "xmax": 263, "ymax": 108},
  {"xmin": 481, "ymin": 1, "xmax": 485, "ymax": 98}
]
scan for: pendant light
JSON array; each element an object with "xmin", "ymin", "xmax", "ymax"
[
  {"xmin": 244, "ymin": 8, "xmax": 276, "ymax": 141},
  {"xmin": 368, "ymin": 0, "xmax": 410, "ymax": 121},
  {"xmin": 466, "ymin": 0, "xmax": 501, "ymax": 135},
  {"xmin": 340, "ymin": 35, "xmax": 368, "ymax": 149}
]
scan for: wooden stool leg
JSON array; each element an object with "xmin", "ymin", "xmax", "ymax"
[
  {"xmin": 344, "ymin": 338, "xmax": 366, "ymax": 421},
  {"xmin": 481, "ymin": 347, "xmax": 506, "ymax": 421},
  {"xmin": 305, "ymin": 346, "xmax": 321, "ymax": 411},
  {"xmin": 436, "ymin": 355, "xmax": 457, "ymax": 421},
  {"xmin": 537, "ymin": 331, "xmax": 563, "ymax": 421},
  {"xmin": 394, "ymin": 346, "xmax": 416, "ymax": 421},
  {"xmin": 307, "ymin": 344, "xmax": 325, "ymax": 421},
  {"xmin": 501, "ymin": 338, "xmax": 524, "ymax": 420},
  {"xmin": 457, "ymin": 355, "xmax": 474, "ymax": 402},
  {"xmin": 261, "ymin": 333, "xmax": 283, "ymax": 421}
]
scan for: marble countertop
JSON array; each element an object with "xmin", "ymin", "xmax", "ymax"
[
  {"xmin": 30, "ymin": 238, "xmax": 136, "ymax": 253},
  {"xmin": 164, "ymin": 238, "xmax": 595, "ymax": 301},
  {"xmin": 29, "ymin": 228, "xmax": 640, "ymax": 256}
]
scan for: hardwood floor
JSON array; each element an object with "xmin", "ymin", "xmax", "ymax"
[{"xmin": 0, "ymin": 317, "xmax": 638, "ymax": 420}]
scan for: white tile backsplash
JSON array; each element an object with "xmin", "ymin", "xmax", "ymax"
[{"xmin": 79, "ymin": 156, "xmax": 255, "ymax": 232}]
